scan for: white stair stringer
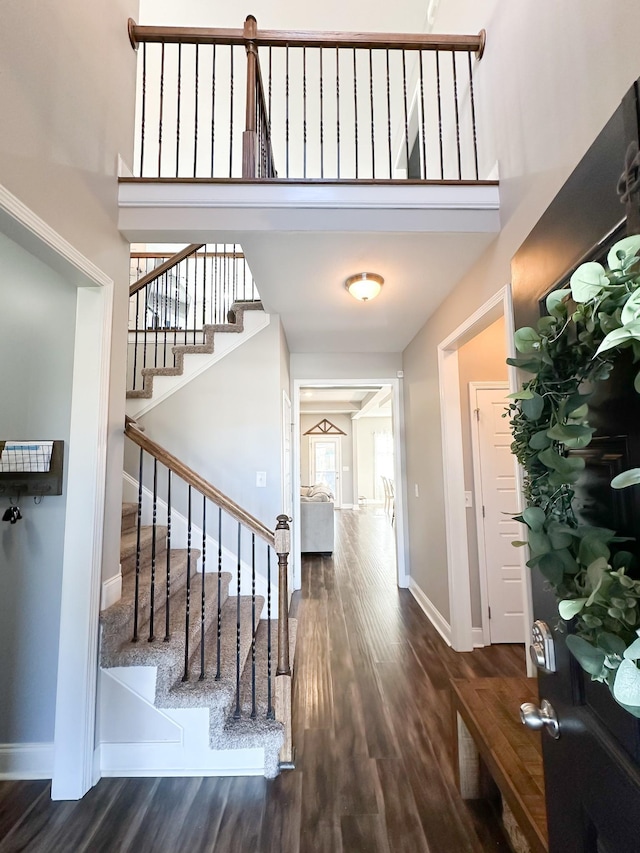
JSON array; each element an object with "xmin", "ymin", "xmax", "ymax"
[
  {"xmin": 98, "ymin": 666, "xmax": 268, "ymax": 778},
  {"xmin": 126, "ymin": 305, "xmax": 269, "ymax": 419}
]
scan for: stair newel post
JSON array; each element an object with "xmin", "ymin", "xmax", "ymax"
[
  {"xmin": 242, "ymin": 15, "xmax": 258, "ymax": 178},
  {"xmin": 274, "ymin": 514, "xmax": 294, "ymax": 768}
]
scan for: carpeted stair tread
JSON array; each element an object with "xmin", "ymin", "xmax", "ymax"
[
  {"xmin": 121, "ymin": 503, "xmax": 138, "ymax": 533},
  {"xmin": 100, "ymin": 550, "xmax": 217, "ymax": 658},
  {"xmin": 120, "ymin": 525, "xmax": 168, "ymax": 574}
]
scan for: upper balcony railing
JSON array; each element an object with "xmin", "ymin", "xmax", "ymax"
[{"xmin": 128, "ymin": 16, "xmax": 487, "ymax": 182}]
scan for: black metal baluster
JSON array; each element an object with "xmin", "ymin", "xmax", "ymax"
[
  {"xmin": 250, "ymin": 534, "xmax": 257, "ymax": 718},
  {"xmin": 153, "ymin": 282, "xmax": 159, "ymax": 366},
  {"xmin": 182, "ymin": 485, "xmax": 192, "ymax": 681},
  {"xmin": 234, "ymin": 523, "xmax": 242, "ymax": 719},
  {"xmin": 216, "ymin": 506, "xmax": 222, "ymax": 680},
  {"xmin": 452, "ymin": 52, "xmax": 461, "ymax": 180},
  {"xmin": 133, "ymin": 291, "xmax": 140, "ymax": 391},
  {"xmin": 132, "ymin": 448, "xmax": 144, "ymax": 642},
  {"xmin": 214, "ymin": 250, "xmax": 219, "ymax": 325},
  {"xmin": 229, "ymin": 47, "xmax": 234, "ymax": 178},
  {"xmin": 386, "ymin": 49, "xmax": 392, "ymax": 178},
  {"xmin": 319, "ymin": 48, "xmax": 324, "ymax": 179},
  {"xmin": 467, "ymin": 51, "xmax": 479, "ymax": 180},
  {"xmin": 143, "ymin": 287, "xmax": 148, "ymax": 380},
  {"xmin": 193, "ymin": 44, "xmax": 199, "ymax": 178},
  {"xmin": 353, "ymin": 48, "xmax": 359, "ymax": 179},
  {"xmin": 202, "ymin": 250, "xmax": 207, "ymax": 327},
  {"xmin": 140, "ymin": 43, "xmax": 147, "ymax": 176},
  {"xmin": 164, "ymin": 471, "xmax": 172, "ymax": 642},
  {"xmin": 173, "ymin": 262, "xmax": 179, "ymax": 351},
  {"xmin": 285, "ymin": 46, "xmax": 290, "ymax": 178},
  {"xmin": 211, "ymin": 44, "xmax": 216, "ymax": 177},
  {"xmin": 268, "ymin": 47, "xmax": 273, "ymax": 177},
  {"xmin": 303, "ymin": 47, "xmax": 307, "ymax": 179},
  {"xmin": 436, "ymin": 50, "xmax": 444, "ymax": 179},
  {"xmin": 233, "ymin": 243, "xmax": 238, "ymax": 304},
  {"xmin": 161, "ymin": 272, "xmax": 168, "ymax": 366},
  {"xmin": 176, "ymin": 43, "xmax": 182, "ymax": 178},
  {"xmin": 336, "ymin": 47, "xmax": 340, "ymax": 179},
  {"xmin": 369, "ymin": 48, "xmax": 375, "ymax": 179},
  {"xmin": 266, "ymin": 547, "xmax": 273, "ymax": 719},
  {"xmin": 192, "ymin": 250, "xmax": 197, "ymax": 344},
  {"xmin": 157, "ymin": 44, "xmax": 165, "ymax": 177},
  {"xmin": 419, "ymin": 50, "xmax": 427, "ymax": 179},
  {"xmin": 148, "ymin": 458, "xmax": 158, "ymax": 642},
  {"xmin": 402, "ymin": 50, "xmax": 410, "ymax": 179},
  {"xmin": 200, "ymin": 496, "xmax": 206, "ymax": 680},
  {"xmin": 184, "ymin": 251, "xmax": 191, "ymax": 348}
]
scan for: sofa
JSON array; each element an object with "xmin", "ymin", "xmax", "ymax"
[{"xmin": 300, "ymin": 484, "xmax": 335, "ymax": 555}]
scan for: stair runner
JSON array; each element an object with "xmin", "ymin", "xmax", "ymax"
[{"xmin": 99, "ymin": 502, "xmax": 286, "ymax": 777}]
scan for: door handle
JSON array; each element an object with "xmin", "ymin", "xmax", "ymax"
[
  {"xmin": 520, "ymin": 698, "xmax": 560, "ymax": 739},
  {"xmin": 529, "ymin": 620, "xmax": 556, "ymax": 673}
]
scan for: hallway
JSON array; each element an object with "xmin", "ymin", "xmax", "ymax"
[{"xmin": 0, "ymin": 508, "xmax": 524, "ymax": 852}]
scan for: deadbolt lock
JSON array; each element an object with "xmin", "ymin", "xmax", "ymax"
[{"xmin": 529, "ymin": 619, "xmax": 556, "ymax": 673}]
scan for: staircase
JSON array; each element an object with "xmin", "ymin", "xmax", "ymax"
[
  {"xmin": 98, "ymin": 422, "xmax": 294, "ymax": 779},
  {"xmin": 126, "ymin": 244, "xmax": 269, "ymax": 418}
]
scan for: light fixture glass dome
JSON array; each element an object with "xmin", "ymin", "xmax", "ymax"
[{"xmin": 345, "ymin": 272, "xmax": 384, "ymax": 302}]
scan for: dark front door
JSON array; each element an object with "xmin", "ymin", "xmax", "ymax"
[{"xmin": 511, "ymin": 85, "xmax": 640, "ymax": 852}]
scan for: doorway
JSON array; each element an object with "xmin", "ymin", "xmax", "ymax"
[
  {"xmin": 437, "ymin": 285, "xmax": 532, "ymax": 656},
  {"xmin": 309, "ymin": 435, "xmax": 342, "ymax": 507},
  {"xmin": 292, "ymin": 378, "xmax": 408, "ymax": 591}
]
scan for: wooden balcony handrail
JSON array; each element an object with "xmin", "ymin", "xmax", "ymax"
[
  {"xmin": 130, "ymin": 243, "xmax": 204, "ymax": 297},
  {"xmin": 129, "ymin": 18, "xmax": 486, "ymax": 59},
  {"xmin": 124, "ymin": 417, "xmax": 276, "ymax": 548}
]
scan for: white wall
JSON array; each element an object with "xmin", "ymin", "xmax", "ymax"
[
  {"xmin": 355, "ymin": 417, "xmax": 393, "ymax": 503},
  {"xmin": 0, "ymin": 234, "xmax": 76, "ymax": 744},
  {"xmin": 0, "ymin": 1, "xmax": 139, "ymax": 586},
  {"xmin": 403, "ymin": 0, "xmax": 640, "ymax": 623}
]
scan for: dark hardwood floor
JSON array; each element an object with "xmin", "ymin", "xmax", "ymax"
[{"xmin": 0, "ymin": 507, "xmax": 526, "ymax": 853}]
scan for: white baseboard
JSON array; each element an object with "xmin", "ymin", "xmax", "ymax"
[
  {"xmin": 0, "ymin": 742, "xmax": 54, "ymax": 780},
  {"xmin": 472, "ymin": 628, "xmax": 485, "ymax": 648},
  {"xmin": 408, "ymin": 579, "xmax": 452, "ymax": 646},
  {"xmin": 101, "ymin": 570, "xmax": 122, "ymax": 610}
]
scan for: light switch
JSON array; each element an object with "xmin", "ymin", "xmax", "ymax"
[
  {"xmin": 414, "ymin": 484, "xmax": 419, "ymax": 498},
  {"xmin": 256, "ymin": 471, "xmax": 267, "ymax": 487},
  {"xmin": 465, "ymin": 491, "xmax": 473, "ymax": 508}
]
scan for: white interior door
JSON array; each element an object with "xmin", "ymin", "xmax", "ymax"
[
  {"xmin": 471, "ymin": 384, "xmax": 524, "ymax": 644},
  {"xmin": 310, "ymin": 436, "xmax": 342, "ymax": 508}
]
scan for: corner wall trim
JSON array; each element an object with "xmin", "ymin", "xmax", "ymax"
[
  {"xmin": 0, "ymin": 743, "xmax": 54, "ymax": 780},
  {"xmin": 408, "ymin": 579, "xmax": 452, "ymax": 647}
]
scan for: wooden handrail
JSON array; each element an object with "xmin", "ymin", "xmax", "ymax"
[
  {"xmin": 131, "ymin": 250, "xmax": 245, "ymax": 260},
  {"xmin": 129, "ymin": 243, "xmax": 204, "ymax": 297},
  {"xmin": 129, "ymin": 18, "xmax": 486, "ymax": 58},
  {"xmin": 124, "ymin": 417, "xmax": 275, "ymax": 548}
]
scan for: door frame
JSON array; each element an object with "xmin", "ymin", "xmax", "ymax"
[
  {"xmin": 469, "ymin": 380, "xmax": 514, "ymax": 647},
  {"xmin": 437, "ymin": 285, "xmax": 532, "ymax": 657},
  {"xmin": 0, "ymin": 184, "xmax": 113, "ymax": 799},
  {"xmin": 308, "ymin": 433, "xmax": 343, "ymax": 508},
  {"xmin": 292, "ymin": 376, "xmax": 408, "ymax": 592}
]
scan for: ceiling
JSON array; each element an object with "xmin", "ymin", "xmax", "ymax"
[
  {"xmin": 241, "ymin": 230, "xmax": 496, "ymax": 353},
  {"xmin": 300, "ymin": 385, "xmax": 392, "ymax": 417}
]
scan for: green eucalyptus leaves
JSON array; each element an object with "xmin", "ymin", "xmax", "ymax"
[{"xmin": 508, "ymin": 235, "xmax": 640, "ymax": 715}]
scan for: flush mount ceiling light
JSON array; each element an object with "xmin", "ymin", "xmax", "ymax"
[{"xmin": 345, "ymin": 272, "xmax": 384, "ymax": 302}]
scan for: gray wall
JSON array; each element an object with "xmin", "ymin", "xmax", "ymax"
[
  {"xmin": 0, "ymin": 234, "xmax": 76, "ymax": 743},
  {"xmin": 457, "ymin": 317, "xmax": 508, "ymax": 627},
  {"xmin": 134, "ymin": 319, "xmax": 287, "ymax": 531},
  {"xmin": 0, "ymin": 0, "xmax": 140, "ymax": 586},
  {"xmin": 403, "ymin": 0, "xmax": 640, "ymax": 624}
]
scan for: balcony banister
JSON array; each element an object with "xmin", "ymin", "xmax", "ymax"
[
  {"xmin": 128, "ymin": 19, "xmax": 486, "ymax": 59},
  {"xmin": 129, "ymin": 243, "xmax": 204, "ymax": 297}
]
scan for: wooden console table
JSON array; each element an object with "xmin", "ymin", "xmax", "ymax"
[{"xmin": 451, "ymin": 676, "xmax": 548, "ymax": 853}]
